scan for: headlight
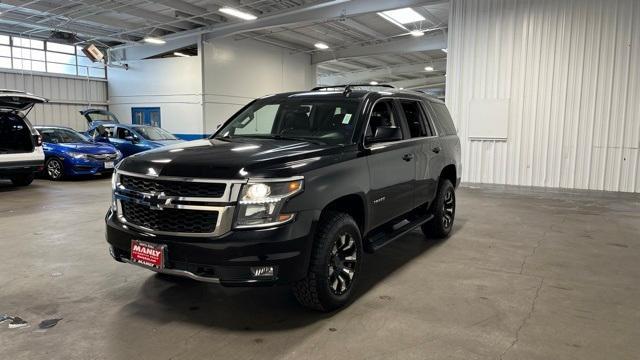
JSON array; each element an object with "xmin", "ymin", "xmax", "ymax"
[
  {"xmin": 111, "ymin": 171, "xmax": 118, "ymax": 211},
  {"xmin": 68, "ymin": 151, "xmax": 87, "ymax": 159},
  {"xmin": 115, "ymin": 150, "xmax": 123, "ymax": 160},
  {"xmin": 235, "ymin": 178, "xmax": 303, "ymax": 228}
]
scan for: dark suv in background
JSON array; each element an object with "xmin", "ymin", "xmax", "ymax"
[{"xmin": 106, "ymin": 85, "xmax": 461, "ymax": 311}]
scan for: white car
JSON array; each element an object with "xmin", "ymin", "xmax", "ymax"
[{"xmin": 0, "ymin": 90, "xmax": 47, "ymax": 186}]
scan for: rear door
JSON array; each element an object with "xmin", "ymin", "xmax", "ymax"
[
  {"xmin": 365, "ymin": 99, "xmax": 416, "ymax": 229},
  {"xmin": 397, "ymin": 99, "xmax": 440, "ymax": 207}
]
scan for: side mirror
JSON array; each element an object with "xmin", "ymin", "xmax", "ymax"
[
  {"xmin": 371, "ymin": 126, "xmax": 402, "ymax": 143},
  {"xmin": 124, "ymin": 135, "xmax": 138, "ymax": 143}
]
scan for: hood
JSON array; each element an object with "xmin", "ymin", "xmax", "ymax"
[
  {"xmin": 53, "ymin": 142, "xmax": 118, "ymax": 154},
  {"xmin": 147, "ymin": 139, "xmax": 186, "ymax": 147},
  {"xmin": 117, "ymin": 137, "xmax": 349, "ymax": 179}
]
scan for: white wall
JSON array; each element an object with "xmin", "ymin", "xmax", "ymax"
[
  {"xmin": 108, "ymin": 56, "xmax": 203, "ymax": 135},
  {"xmin": 0, "ymin": 70, "xmax": 107, "ymax": 130},
  {"xmin": 108, "ymin": 37, "xmax": 315, "ymax": 137},
  {"xmin": 202, "ymin": 37, "xmax": 315, "ymax": 133},
  {"xmin": 447, "ymin": 0, "xmax": 640, "ymax": 192}
]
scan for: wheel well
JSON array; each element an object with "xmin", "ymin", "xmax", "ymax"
[
  {"xmin": 321, "ymin": 194, "xmax": 365, "ymax": 233},
  {"xmin": 440, "ymin": 165, "xmax": 457, "ymax": 187}
]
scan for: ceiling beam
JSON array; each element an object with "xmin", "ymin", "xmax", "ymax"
[
  {"xmin": 112, "ymin": 0, "xmax": 445, "ymax": 50},
  {"xmin": 318, "ymin": 60, "xmax": 447, "ymax": 85},
  {"xmin": 153, "ymin": 0, "xmax": 227, "ymax": 23},
  {"xmin": 312, "ymin": 31, "xmax": 447, "ymax": 63},
  {"xmin": 0, "ymin": 12, "xmax": 139, "ymax": 43}
]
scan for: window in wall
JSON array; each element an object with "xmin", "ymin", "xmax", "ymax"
[{"xmin": 0, "ymin": 34, "xmax": 106, "ymax": 79}]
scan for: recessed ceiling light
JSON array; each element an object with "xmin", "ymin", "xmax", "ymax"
[
  {"xmin": 173, "ymin": 52, "xmax": 189, "ymax": 57},
  {"xmin": 314, "ymin": 42, "xmax": 329, "ymax": 50},
  {"xmin": 369, "ymin": 81, "xmax": 379, "ymax": 85},
  {"xmin": 410, "ymin": 30, "xmax": 424, "ymax": 37},
  {"xmin": 424, "ymin": 66, "xmax": 434, "ymax": 71},
  {"xmin": 144, "ymin": 37, "xmax": 166, "ymax": 45},
  {"xmin": 399, "ymin": 87, "xmax": 405, "ymax": 90},
  {"xmin": 378, "ymin": 8, "xmax": 425, "ymax": 27},
  {"xmin": 219, "ymin": 7, "xmax": 257, "ymax": 20},
  {"xmin": 441, "ymin": 48, "xmax": 448, "ymax": 53}
]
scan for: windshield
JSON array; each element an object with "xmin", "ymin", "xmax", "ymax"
[
  {"xmin": 215, "ymin": 98, "xmax": 360, "ymax": 145},
  {"xmin": 39, "ymin": 128, "xmax": 89, "ymax": 144},
  {"xmin": 135, "ymin": 126, "xmax": 177, "ymax": 141}
]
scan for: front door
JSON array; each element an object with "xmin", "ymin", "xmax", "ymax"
[
  {"xmin": 365, "ymin": 99, "xmax": 416, "ymax": 230},
  {"xmin": 132, "ymin": 107, "xmax": 161, "ymax": 127}
]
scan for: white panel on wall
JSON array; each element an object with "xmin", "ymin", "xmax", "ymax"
[
  {"xmin": 446, "ymin": 0, "xmax": 640, "ymax": 192},
  {"xmin": 468, "ymin": 99, "xmax": 509, "ymax": 140},
  {"xmin": 0, "ymin": 71, "xmax": 107, "ymax": 131}
]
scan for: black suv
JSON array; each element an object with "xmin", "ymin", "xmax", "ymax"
[{"xmin": 106, "ymin": 85, "xmax": 461, "ymax": 311}]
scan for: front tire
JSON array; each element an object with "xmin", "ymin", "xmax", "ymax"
[
  {"xmin": 10, "ymin": 173, "xmax": 34, "ymax": 186},
  {"xmin": 293, "ymin": 212, "xmax": 362, "ymax": 311},
  {"xmin": 45, "ymin": 158, "xmax": 64, "ymax": 181},
  {"xmin": 422, "ymin": 179, "xmax": 456, "ymax": 239}
]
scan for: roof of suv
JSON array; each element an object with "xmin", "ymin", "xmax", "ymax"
[{"xmin": 262, "ymin": 86, "xmax": 444, "ymax": 104}]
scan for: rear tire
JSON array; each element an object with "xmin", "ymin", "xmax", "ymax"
[
  {"xmin": 293, "ymin": 212, "xmax": 362, "ymax": 311},
  {"xmin": 422, "ymin": 179, "xmax": 456, "ymax": 239},
  {"xmin": 45, "ymin": 158, "xmax": 64, "ymax": 181},
  {"xmin": 10, "ymin": 173, "xmax": 34, "ymax": 186}
]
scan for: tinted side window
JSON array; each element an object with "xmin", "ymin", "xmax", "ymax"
[
  {"xmin": 116, "ymin": 127, "xmax": 133, "ymax": 139},
  {"xmin": 366, "ymin": 100, "xmax": 403, "ymax": 139},
  {"xmin": 430, "ymin": 102, "xmax": 457, "ymax": 136},
  {"xmin": 399, "ymin": 100, "xmax": 430, "ymax": 138}
]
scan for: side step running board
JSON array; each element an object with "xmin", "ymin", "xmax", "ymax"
[{"xmin": 365, "ymin": 213, "xmax": 434, "ymax": 252}]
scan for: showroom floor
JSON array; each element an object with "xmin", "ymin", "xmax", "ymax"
[{"xmin": 0, "ymin": 179, "xmax": 638, "ymax": 360}]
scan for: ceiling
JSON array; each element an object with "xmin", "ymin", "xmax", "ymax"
[{"xmin": 0, "ymin": 0, "xmax": 449, "ymax": 93}]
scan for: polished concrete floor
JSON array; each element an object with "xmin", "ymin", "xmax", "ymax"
[{"xmin": 0, "ymin": 178, "xmax": 639, "ymax": 360}]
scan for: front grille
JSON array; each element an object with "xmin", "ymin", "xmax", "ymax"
[
  {"xmin": 121, "ymin": 175, "xmax": 226, "ymax": 197},
  {"xmin": 121, "ymin": 201, "xmax": 218, "ymax": 233},
  {"xmin": 88, "ymin": 153, "xmax": 118, "ymax": 161}
]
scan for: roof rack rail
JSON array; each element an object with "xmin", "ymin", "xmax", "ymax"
[
  {"xmin": 311, "ymin": 84, "xmax": 395, "ymax": 91},
  {"xmin": 311, "ymin": 84, "xmax": 395, "ymax": 96}
]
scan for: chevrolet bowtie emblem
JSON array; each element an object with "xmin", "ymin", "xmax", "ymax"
[{"xmin": 143, "ymin": 192, "xmax": 171, "ymax": 210}]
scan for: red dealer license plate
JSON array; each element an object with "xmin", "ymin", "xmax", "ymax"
[{"xmin": 130, "ymin": 240, "xmax": 166, "ymax": 269}]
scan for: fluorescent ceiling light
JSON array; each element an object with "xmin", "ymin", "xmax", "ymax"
[
  {"xmin": 314, "ymin": 42, "xmax": 329, "ymax": 50},
  {"xmin": 410, "ymin": 30, "xmax": 424, "ymax": 37},
  {"xmin": 441, "ymin": 48, "xmax": 448, "ymax": 53},
  {"xmin": 369, "ymin": 81, "xmax": 379, "ymax": 85},
  {"xmin": 219, "ymin": 7, "xmax": 257, "ymax": 20},
  {"xmin": 424, "ymin": 66, "xmax": 434, "ymax": 71},
  {"xmin": 378, "ymin": 7, "xmax": 425, "ymax": 29},
  {"xmin": 144, "ymin": 37, "xmax": 166, "ymax": 45},
  {"xmin": 173, "ymin": 52, "xmax": 189, "ymax": 57}
]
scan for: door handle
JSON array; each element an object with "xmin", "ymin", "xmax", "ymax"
[
  {"xmin": 402, "ymin": 153, "xmax": 414, "ymax": 161},
  {"xmin": 432, "ymin": 146, "xmax": 441, "ymax": 154}
]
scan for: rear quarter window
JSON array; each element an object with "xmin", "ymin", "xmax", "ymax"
[{"xmin": 429, "ymin": 102, "xmax": 457, "ymax": 136}]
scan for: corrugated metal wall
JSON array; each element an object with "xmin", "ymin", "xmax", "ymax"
[
  {"xmin": 0, "ymin": 71, "xmax": 107, "ymax": 131},
  {"xmin": 446, "ymin": 0, "xmax": 640, "ymax": 192}
]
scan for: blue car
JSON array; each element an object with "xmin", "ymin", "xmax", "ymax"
[
  {"xmin": 35, "ymin": 126, "xmax": 122, "ymax": 180},
  {"xmin": 81, "ymin": 109, "xmax": 184, "ymax": 158}
]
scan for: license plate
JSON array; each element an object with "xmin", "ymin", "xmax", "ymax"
[
  {"xmin": 130, "ymin": 240, "xmax": 165, "ymax": 269},
  {"xmin": 104, "ymin": 161, "xmax": 114, "ymax": 169}
]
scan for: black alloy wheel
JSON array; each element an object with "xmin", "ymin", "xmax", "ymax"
[{"xmin": 328, "ymin": 232, "xmax": 358, "ymax": 295}]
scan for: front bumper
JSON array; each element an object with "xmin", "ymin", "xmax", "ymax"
[
  {"xmin": 106, "ymin": 208, "xmax": 317, "ymax": 286},
  {"xmin": 64, "ymin": 157, "xmax": 117, "ymax": 176}
]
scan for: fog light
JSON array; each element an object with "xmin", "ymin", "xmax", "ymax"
[{"xmin": 250, "ymin": 266, "xmax": 275, "ymax": 277}]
